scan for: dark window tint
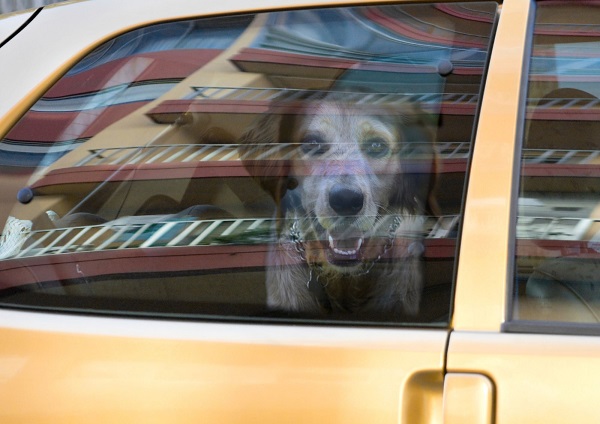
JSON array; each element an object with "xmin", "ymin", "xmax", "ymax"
[{"xmin": 513, "ymin": 1, "xmax": 600, "ymax": 331}]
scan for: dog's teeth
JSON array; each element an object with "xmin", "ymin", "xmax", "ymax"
[
  {"xmin": 333, "ymin": 247, "xmax": 356, "ymax": 256},
  {"xmin": 328, "ymin": 235, "xmax": 364, "ymax": 256}
]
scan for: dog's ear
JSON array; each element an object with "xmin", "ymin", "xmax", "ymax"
[
  {"xmin": 238, "ymin": 110, "xmax": 296, "ymax": 207},
  {"xmin": 389, "ymin": 107, "xmax": 439, "ymax": 216},
  {"xmin": 238, "ymin": 91, "xmax": 325, "ymax": 205}
]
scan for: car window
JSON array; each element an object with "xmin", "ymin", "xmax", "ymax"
[
  {"xmin": 512, "ymin": 1, "xmax": 600, "ymax": 332},
  {"xmin": 0, "ymin": 3, "xmax": 497, "ymax": 325}
]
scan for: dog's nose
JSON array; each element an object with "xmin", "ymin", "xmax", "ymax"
[{"xmin": 329, "ymin": 184, "xmax": 364, "ymax": 216}]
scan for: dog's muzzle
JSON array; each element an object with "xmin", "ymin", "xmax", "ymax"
[
  {"xmin": 326, "ymin": 184, "xmax": 367, "ymax": 264},
  {"xmin": 289, "ymin": 213, "xmax": 403, "ymax": 274}
]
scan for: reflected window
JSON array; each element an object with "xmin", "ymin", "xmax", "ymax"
[
  {"xmin": 0, "ymin": 3, "xmax": 497, "ymax": 325},
  {"xmin": 513, "ymin": 1, "xmax": 600, "ymax": 327}
]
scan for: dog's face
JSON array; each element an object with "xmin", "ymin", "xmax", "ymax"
[
  {"xmin": 282, "ymin": 100, "xmax": 427, "ymax": 274},
  {"xmin": 239, "ymin": 94, "xmax": 434, "ymax": 313}
]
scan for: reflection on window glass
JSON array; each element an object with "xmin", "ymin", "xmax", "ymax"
[
  {"xmin": 0, "ymin": 3, "xmax": 497, "ymax": 325},
  {"xmin": 514, "ymin": 2, "xmax": 600, "ymax": 325}
]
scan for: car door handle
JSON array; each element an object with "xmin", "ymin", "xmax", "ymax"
[{"xmin": 443, "ymin": 373, "xmax": 495, "ymax": 424}]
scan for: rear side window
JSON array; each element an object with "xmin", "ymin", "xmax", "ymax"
[
  {"xmin": 512, "ymin": 1, "xmax": 600, "ymax": 333},
  {"xmin": 0, "ymin": 3, "xmax": 497, "ymax": 325}
]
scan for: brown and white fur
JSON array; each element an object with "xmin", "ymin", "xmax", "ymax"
[{"xmin": 240, "ymin": 93, "xmax": 436, "ymax": 317}]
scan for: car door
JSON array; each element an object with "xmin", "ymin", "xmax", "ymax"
[
  {"xmin": 448, "ymin": 1, "xmax": 600, "ymax": 422},
  {"xmin": 0, "ymin": 1, "xmax": 499, "ymax": 422}
]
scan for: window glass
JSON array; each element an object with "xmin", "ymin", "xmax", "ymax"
[
  {"xmin": 0, "ymin": 3, "xmax": 497, "ymax": 325},
  {"xmin": 514, "ymin": 1, "xmax": 600, "ymax": 327}
]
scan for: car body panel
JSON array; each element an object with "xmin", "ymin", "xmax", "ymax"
[
  {"xmin": 453, "ymin": 0, "xmax": 532, "ymax": 332},
  {"xmin": 0, "ymin": 309, "xmax": 447, "ymax": 423},
  {"xmin": 448, "ymin": 331, "xmax": 600, "ymax": 423}
]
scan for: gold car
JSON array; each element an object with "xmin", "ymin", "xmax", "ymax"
[{"xmin": 0, "ymin": 0, "xmax": 599, "ymax": 422}]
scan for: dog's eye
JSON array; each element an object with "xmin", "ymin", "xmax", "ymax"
[
  {"xmin": 364, "ymin": 137, "xmax": 391, "ymax": 158},
  {"xmin": 301, "ymin": 135, "xmax": 329, "ymax": 156}
]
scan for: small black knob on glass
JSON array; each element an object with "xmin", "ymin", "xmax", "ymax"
[{"xmin": 17, "ymin": 187, "xmax": 34, "ymax": 204}]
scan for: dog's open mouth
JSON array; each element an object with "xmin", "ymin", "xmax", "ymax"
[
  {"xmin": 295, "ymin": 215, "xmax": 394, "ymax": 270},
  {"xmin": 326, "ymin": 230, "xmax": 365, "ymax": 267}
]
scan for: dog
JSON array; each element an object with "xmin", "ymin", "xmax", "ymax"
[{"xmin": 239, "ymin": 91, "xmax": 437, "ymax": 317}]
